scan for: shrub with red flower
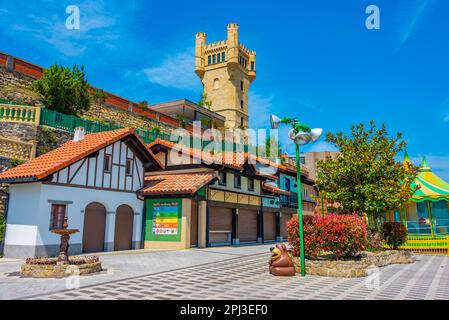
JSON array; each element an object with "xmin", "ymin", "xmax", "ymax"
[
  {"xmin": 287, "ymin": 214, "xmax": 367, "ymax": 258},
  {"xmin": 287, "ymin": 215, "xmax": 323, "ymax": 257}
]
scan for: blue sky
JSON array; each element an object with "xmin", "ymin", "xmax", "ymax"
[{"xmin": 0, "ymin": 0, "xmax": 448, "ymax": 178}]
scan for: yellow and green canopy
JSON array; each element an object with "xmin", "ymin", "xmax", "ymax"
[{"xmin": 408, "ymin": 156, "xmax": 449, "ymax": 203}]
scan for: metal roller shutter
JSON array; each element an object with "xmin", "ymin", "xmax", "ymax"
[
  {"xmin": 209, "ymin": 206, "xmax": 232, "ymax": 244},
  {"xmin": 238, "ymin": 209, "xmax": 258, "ymax": 243},
  {"xmin": 263, "ymin": 212, "xmax": 276, "ymax": 241}
]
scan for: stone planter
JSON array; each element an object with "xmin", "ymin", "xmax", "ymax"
[
  {"xmin": 20, "ymin": 256, "xmax": 102, "ymax": 278},
  {"xmin": 291, "ymin": 250, "xmax": 414, "ymax": 278}
]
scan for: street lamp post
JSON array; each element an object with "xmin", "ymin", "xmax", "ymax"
[{"xmin": 270, "ymin": 115, "xmax": 322, "ymax": 277}]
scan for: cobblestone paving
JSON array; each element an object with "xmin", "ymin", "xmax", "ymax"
[{"xmin": 25, "ymin": 253, "xmax": 449, "ymax": 300}]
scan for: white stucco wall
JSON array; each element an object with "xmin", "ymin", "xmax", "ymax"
[{"xmin": 4, "ymin": 182, "xmax": 144, "ymax": 249}]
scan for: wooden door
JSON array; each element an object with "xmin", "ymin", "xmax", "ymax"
[
  {"xmin": 114, "ymin": 204, "xmax": 134, "ymax": 251},
  {"xmin": 209, "ymin": 206, "xmax": 232, "ymax": 244},
  {"xmin": 263, "ymin": 212, "xmax": 276, "ymax": 241},
  {"xmin": 238, "ymin": 209, "xmax": 258, "ymax": 243},
  {"xmin": 190, "ymin": 201, "xmax": 198, "ymax": 247},
  {"xmin": 83, "ymin": 202, "xmax": 106, "ymax": 253}
]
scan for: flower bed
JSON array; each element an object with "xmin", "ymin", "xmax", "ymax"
[
  {"xmin": 21, "ymin": 256, "xmax": 102, "ymax": 278},
  {"xmin": 290, "ymin": 250, "xmax": 414, "ymax": 278}
]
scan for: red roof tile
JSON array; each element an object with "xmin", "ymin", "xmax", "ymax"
[
  {"xmin": 148, "ymin": 139, "xmax": 307, "ymax": 177},
  {"xmin": 140, "ymin": 171, "xmax": 218, "ymax": 196},
  {"xmin": 0, "ymin": 128, "xmax": 158, "ymax": 182},
  {"xmin": 262, "ymin": 183, "xmax": 291, "ymax": 196}
]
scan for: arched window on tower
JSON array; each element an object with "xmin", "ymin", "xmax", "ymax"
[{"xmin": 214, "ymin": 78, "xmax": 220, "ymax": 89}]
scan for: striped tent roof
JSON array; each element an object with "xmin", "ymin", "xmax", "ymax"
[{"xmin": 410, "ymin": 156, "xmax": 449, "ymax": 202}]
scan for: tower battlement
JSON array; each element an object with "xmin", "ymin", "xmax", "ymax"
[{"xmin": 194, "ymin": 23, "xmax": 257, "ymax": 130}]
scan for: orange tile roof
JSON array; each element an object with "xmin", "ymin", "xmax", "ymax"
[
  {"xmin": 262, "ymin": 183, "xmax": 291, "ymax": 196},
  {"xmin": 0, "ymin": 128, "xmax": 158, "ymax": 182},
  {"xmin": 148, "ymin": 139, "xmax": 245, "ymax": 170},
  {"xmin": 140, "ymin": 171, "xmax": 218, "ymax": 196},
  {"xmin": 148, "ymin": 139, "xmax": 306, "ymax": 177}
]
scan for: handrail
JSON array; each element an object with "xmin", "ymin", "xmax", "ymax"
[{"xmin": 0, "ymin": 104, "xmax": 41, "ymax": 124}]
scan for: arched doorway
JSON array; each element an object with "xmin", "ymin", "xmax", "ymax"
[
  {"xmin": 83, "ymin": 202, "xmax": 106, "ymax": 253},
  {"xmin": 114, "ymin": 204, "xmax": 134, "ymax": 251}
]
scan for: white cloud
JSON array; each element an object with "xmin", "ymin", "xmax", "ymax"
[
  {"xmin": 8, "ymin": 0, "xmax": 122, "ymax": 57},
  {"xmin": 143, "ymin": 49, "xmax": 199, "ymax": 91},
  {"xmin": 396, "ymin": 0, "xmax": 431, "ymax": 50}
]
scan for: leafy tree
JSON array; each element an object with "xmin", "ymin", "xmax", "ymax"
[
  {"xmin": 33, "ymin": 64, "xmax": 91, "ymax": 115},
  {"xmin": 198, "ymin": 93, "xmax": 212, "ymax": 109},
  {"xmin": 315, "ymin": 121, "xmax": 419, "ymax": 229}
]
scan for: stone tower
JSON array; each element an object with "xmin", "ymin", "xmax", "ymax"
[{"xmin": 195, "ymin": 23, "xmax": 256, "ymax": 130}]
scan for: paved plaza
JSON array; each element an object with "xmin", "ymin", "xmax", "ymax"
[{"xmin": 1, "ymin": 245, "xmax": 448, "ymax": 300}]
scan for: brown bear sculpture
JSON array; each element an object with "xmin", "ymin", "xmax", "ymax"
[{"xmin": 269, "ymin": 243, "xmax": 296, "ymax": 276}]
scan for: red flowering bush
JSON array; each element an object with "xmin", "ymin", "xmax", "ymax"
[
  {"xmin": 318, "ymin": 214, "xmax": 367, "ymax": 257},
  {"xmin": 287, "ymin": 215, "xmax": 323, "ymax": 257},
  {"xmin": 287, "ymin": 214, "xmax": 367, "ymax": 258}
]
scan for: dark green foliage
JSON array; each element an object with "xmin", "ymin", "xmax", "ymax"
[
  {"xmin": 10, "ymin": 158, "xmax": 25, "ymax": 167},
  {"xmin": 382, "ymin": 221, "xmax": 408, "ymax": 249},
  {"xmin": 33, "ymin": 64, "xmax": 91, "ymax": 115},
  {"xmin": 316, "ymin": 121, "xmax": 419, "ymax": 228}
]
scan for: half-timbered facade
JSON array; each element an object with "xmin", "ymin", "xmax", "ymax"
[
  {"xmin": 0, "ymin": 128, "xmax": 161, "ymax": 258},
  {"xmin": 146, "ymin": 139, "xmax": 283, "ymax": 249}
]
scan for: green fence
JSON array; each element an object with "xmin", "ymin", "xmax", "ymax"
[
  {"xmin": 39, "ymin": 108, "xmax": 257, "ymax": 151},
  {"xmin": 0, "ymin": 99, "xmax": 30, "ymax": 106}
]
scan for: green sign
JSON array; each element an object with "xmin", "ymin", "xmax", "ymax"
[{"xmin": 145, "ymin": 198, "xmax": 182, "ymax": 242}]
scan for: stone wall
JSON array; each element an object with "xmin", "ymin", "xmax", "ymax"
[
  {"xmin": 0, "ymin": 67, "xmax": 40, "ymax": 105},
  {"xmin": 291, "ymin": 250, "xmax": 414, "ymax": 278},
  {"xmin": 0, "ymin": 66, "xmax": 176, "ymax": 136},
  {"xmin": 84, "ymin": 103, "xmax": 175, "ymax": 134},
  {"xmin": 36, "ymin": 126, "xmax": 73, "ymax": 156},
  {"xmin": 0, "ymin": 121, "xmax": 38, "ymax": 143}
]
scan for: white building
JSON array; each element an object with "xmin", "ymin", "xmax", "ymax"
[{"xmin": 0, "ymin": 128, "xmax": 162, "ymax": 258}]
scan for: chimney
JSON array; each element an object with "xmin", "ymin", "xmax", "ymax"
[{"xmin": 73, "ymin": 127, "xmax": 85, "ymax": 142}]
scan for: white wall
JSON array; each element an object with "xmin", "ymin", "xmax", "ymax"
[{"xmin": 5, "ymin": 183, "xmax": 144, "ymax": 249}]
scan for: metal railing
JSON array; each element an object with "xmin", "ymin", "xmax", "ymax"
[{"xmin": 385, "ymin": 235, "xmax": 449, "ymax": 256}]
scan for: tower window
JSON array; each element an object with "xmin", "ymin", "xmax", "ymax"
[
  {"xmin": 251, "ymin": 61, "xmax": 255, "ymax": 71},
  {"xmin": 240, "ymin": 100, "xmax": 244, "ymax": 109},
  {"xmin": 240, "ymin": 117, "xmax": 244, "ymax": 127},
  {"xmin": 222, "ymin": 52, "xmax": 225, "ymax": 62},
  {"xmin": 213, "ymin": 55, "xmax": 216, "ymax": 64},
  {"xmin": 214, "ymin": 78, "xmax": 220, "ymax": 89},
  {"xmin": 217, "ymin": 54, "xmax": 221, "ymax": 63},
  {"xmin": 208, "ymin": 56, "xmax": 211, "ymax": 65},
  {"xmin": 240, "ymin": 81, "xmax": 244, "ymax": 91}
]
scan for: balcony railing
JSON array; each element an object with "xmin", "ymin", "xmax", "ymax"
[{"xmin": 0, "ymin": 104, "xmax": 40, "ymax": 124}]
